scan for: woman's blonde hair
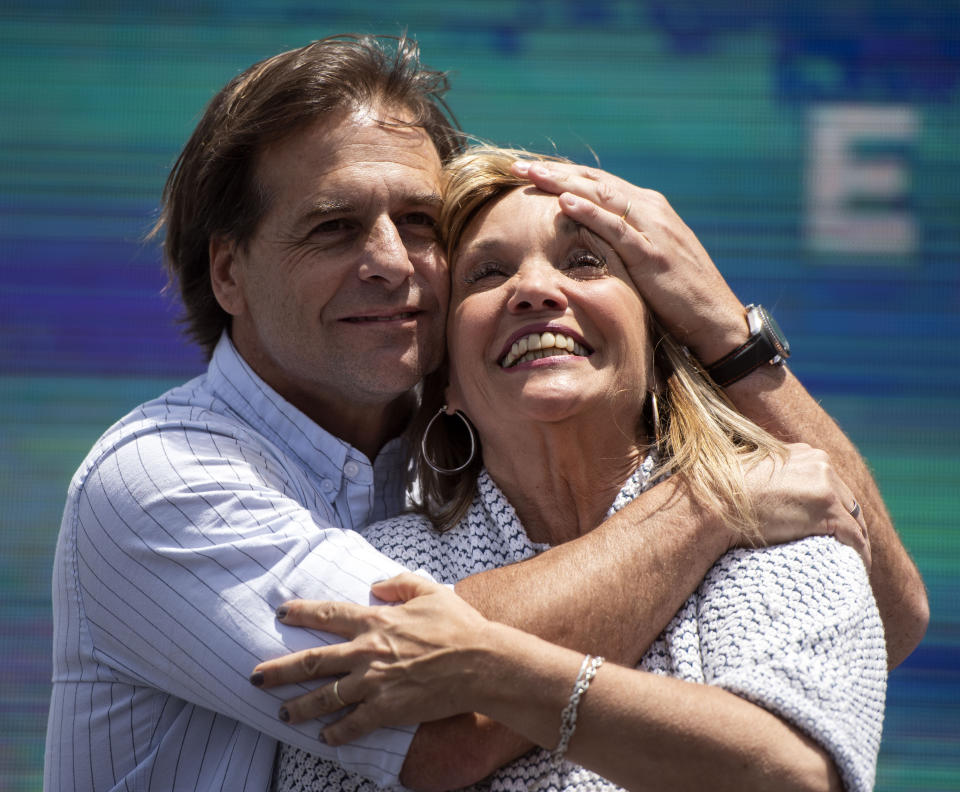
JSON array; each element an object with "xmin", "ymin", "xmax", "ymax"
[{"xmin": 411, "ymin": 146, "xmax": 786, "ymax": 541}]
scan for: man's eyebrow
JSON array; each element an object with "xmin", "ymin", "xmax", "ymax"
[
  {"xmin": 297, "ymin": 192, "xmax": 442, "ymax": 225},
  {"xmin": 408, "ymin": 191, "xmax": 443, "ymax": 210},
  {"xmin": 296, "ymin": 199, "xmax": 354, "ymax": 226}
]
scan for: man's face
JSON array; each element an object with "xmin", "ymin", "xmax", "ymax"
[{"xmin": 214, "ymin": 108, "xmax": 448, "ymax": 427}]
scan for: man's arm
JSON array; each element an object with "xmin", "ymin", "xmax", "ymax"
[
  {"xmin": 70, "ymin": 422, "xmax": 417, "ymax": 787},
  {"xmin": 515, "ymin": 157, "xmax": 929, "ymax": 666},
  {"xmin": 724, "ymin": 364, "xmax": 928, "ymax": 667}
]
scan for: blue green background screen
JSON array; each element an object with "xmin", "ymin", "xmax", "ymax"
[{"xmin": 2, "ymin": 2, "xmax": 958, "ymax": 789}]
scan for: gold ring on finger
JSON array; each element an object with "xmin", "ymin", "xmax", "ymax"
[
  {"xmin": 332, "ymin": 678, "xmax": 348, "ymax": 708},
  {"xmin": 620, "ymin": 200, "xmax": 632, "ymax": 222}
]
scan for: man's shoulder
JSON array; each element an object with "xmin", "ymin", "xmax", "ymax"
[{"xmin": 69, "ymin": 372, "xmax": 280, "ymax": 498}]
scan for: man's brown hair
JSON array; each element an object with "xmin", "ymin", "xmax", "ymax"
[{"xmin": 152, "ymin": 34, "xmax": 463, "ymax": 357}]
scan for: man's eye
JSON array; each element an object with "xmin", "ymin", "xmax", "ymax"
[
  {"xmin": 398, "ymin": 212, "xmax": 438, "ymax": 228},
  {"xmin": 310, "ymin": 218, "xmax": 353, "ymax": 235}
]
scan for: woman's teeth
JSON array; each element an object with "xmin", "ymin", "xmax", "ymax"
[{"xmin": 500, "ymin": 331, "xmax": 589, "ymax": 368}]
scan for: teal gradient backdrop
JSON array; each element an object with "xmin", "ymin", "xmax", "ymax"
[{"xmin": 2, "ymin": 2, "xmax": 958, "ymax": 789}]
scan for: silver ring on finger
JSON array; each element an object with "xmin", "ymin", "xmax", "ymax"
[
  {"xmin": 332, "ymin": 678, "xmax": 348, "ymax": 708},
  {"xmin": 620, "ymin": 200, "xmax": 632, "ymax": 222},
  {"xmin": 848, "ymin": 499, "xmax": 861, "ymax": 521}
]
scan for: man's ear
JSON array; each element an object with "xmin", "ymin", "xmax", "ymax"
[{"xmin": 209, "ymin": 236, "xmax": 245, "ymax": 317}]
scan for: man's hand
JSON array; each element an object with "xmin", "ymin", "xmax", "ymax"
[
  {"xmin": 513, "ymin": 159, "xmax": 749, "ymax": 364},
  {"xmin": 743, "ymin": 443, "xmax": 870, "ymax": 569}
]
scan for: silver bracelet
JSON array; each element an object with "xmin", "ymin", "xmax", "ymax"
[{"xmin": 553, "ymin": 654, "xmax": 605, "ymax": 761}]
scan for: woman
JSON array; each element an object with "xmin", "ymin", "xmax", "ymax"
[{"xmin": 257, "ymin": 149, "xmax": 885, "ymax": 792}]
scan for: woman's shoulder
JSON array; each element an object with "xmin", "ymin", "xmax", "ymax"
[
  {"xmin": 704, "ymin": 536, "xmax": 871, "ymax": 603},
  {"xmin": 696, "ymin": 537, "xmax": 886, "ymax": 792},
  {"xmin": 696, "ymin": 536, "xmax": 885, "ymax": 673}
]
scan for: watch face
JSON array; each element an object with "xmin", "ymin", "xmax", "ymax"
[{"xmin": 760, "ymin": 308, "xmax": 790, "ymax": 358}]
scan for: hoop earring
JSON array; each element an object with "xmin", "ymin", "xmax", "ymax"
[
  {"xmin": 421, "ymin": 406, "xmax": 477, "ymax": 475},
  {"xmin": 649, "ymin": 391, "xmax": 662, "ymax": 448}
]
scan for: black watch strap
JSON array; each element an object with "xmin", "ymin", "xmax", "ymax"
[
  {"xmin": 705, "ymin": 305, "xmax": 789, "ymax": 387},
  {"xmin": 706, "ymin": 336, "xmax": 775, "ymax": 387}
]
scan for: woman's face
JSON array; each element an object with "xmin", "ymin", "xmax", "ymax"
[{"xmin": 445, "ymin": 186, "xmax": 653, "ymax": 433}]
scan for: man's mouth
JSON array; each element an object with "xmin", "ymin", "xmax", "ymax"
[
  {"xmin": 342, "ymin": 311, "xmax": 419, "ymax": 323},
  {"xmin": 500, "ymin": 331, "xmax": 591, "ymax": 368}
]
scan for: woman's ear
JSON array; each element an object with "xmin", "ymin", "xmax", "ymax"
[
  {"xmin": 209, "ymin": 235, "xmax": 246, "ymax": 317},
  {"xmin": 443, "ymin": 380, "xmax": 465, "ymax": 415}
]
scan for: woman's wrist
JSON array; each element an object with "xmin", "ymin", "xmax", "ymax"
[{"xmin": 467, "ymin": 620, "xmax": 602, "ymax": 751}]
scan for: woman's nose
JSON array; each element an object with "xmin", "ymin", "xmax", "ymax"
[{"xmin": 507, "ymin": 262, "xmax": 568, "ymax": 313}]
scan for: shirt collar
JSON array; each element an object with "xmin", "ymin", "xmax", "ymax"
[{"xmin": 206, "ymin": 333, "xmax": 374, "ymax": 492}]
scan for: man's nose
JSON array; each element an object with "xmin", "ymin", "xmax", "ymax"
[{"xmin": 357, "ymin": 217, "xmax": 415, "ymax": 288}]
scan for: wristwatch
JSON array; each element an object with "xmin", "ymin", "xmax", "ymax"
[{"xmin": 705, "ymin": 304, "xmax": 790, "ymax": 387}]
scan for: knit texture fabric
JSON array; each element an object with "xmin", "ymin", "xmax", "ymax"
[{"xmin": 274, "ymin": 459, "xmax": 885, "ymax": 791}]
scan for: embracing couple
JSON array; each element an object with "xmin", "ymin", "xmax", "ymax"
[{"xmin": 45, "ymin": 34, "xmax": 926, "ymax": 792}]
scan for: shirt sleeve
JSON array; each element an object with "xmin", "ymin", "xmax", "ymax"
[
  {"xmin": 696, "ymin": 537, "xmax": 886, "ymax": 792},
  {"xmin": 66, "ymin": 417, "xmax": 417, "ymax": 786}
]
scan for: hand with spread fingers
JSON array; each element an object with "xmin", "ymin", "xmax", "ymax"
[
  {"xmin": 252, "ymin": 574, "xmax": 495, "ymax": 746},
  {"xmin": 512, "ymin": 159, "xmax": 748, "ymax": 366}
]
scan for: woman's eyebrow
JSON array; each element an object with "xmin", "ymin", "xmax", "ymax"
[{"xmin": 459, "ymin": 238, "xmax": 506, "ymax": 256}]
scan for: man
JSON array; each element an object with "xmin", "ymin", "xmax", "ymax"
[{"xmin": 45, "ymin": 35, "xmax": 927, "ymax": 791}]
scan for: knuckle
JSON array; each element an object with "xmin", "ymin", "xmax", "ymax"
[
  {"xmin": 297, "ymin": 649, "xmax": 325, "ymax": 677},
  {"xmin": 596, "ymin": 181, "xmax": 616, "ymax": 204},
  {"xmin": 647, "ymin": 189, "xmax": 668, "ymax": 207},
  {"xmin": 311, "ymin": 602, "xmax": 337, "ymax": 621}
]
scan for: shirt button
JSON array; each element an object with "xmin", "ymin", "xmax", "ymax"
[
  {"xmin": 320, "ymin": 478, "xmax": 334, "ymax": 493},
  {"xmin": 344, "ymin": 461, "xmax": 360, "ymax": 478}
]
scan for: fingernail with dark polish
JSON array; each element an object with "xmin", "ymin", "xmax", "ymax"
[
  {"xmin": 278, "ymin": 706, "xmax": 289, "ymax": 722},
  {"xmin": 276, "ymin": 606, "xmax": 288, "ymax": 620},
  {"xmin": 249, "ymin": 672, "xmax": 264, "ymax": 687}
]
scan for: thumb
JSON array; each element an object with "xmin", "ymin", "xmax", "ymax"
[{"xmin": 370, "ymin": 572, "xmax": 439, "ymax": 603}]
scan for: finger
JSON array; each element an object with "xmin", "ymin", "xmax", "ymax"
[
  {"xmin": 322, "ymin": 702, "xmax": 389, "ymax": 747},
  {"xmin": 520, "ymin": 160, "xmax": 643, "ymax": 217},
  {"xmin": 827, "ymin": 472, "xmax": 872, "ymax": 569},
  {"xmin": 280, "ymin": 675, "xmax": 359, "ymax": 724},
  {"xmin": 252, "ymin": 642, "xmax": 353, "ymax": 688},
  {"xmin": 370, "ymin": 572, "xmax": 444, "ymax": 604},
  {"xmin": 275, "ymin": 599, "xmax": 376, "ymax": 637}
]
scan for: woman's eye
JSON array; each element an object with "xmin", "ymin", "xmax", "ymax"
[
  {"xmin": 564, "ymin": 252, "xmax": 607, "ymax": 274},
  {"xmin": 463, "ymin": 261, "xmax": 508, "ymax": 284}
]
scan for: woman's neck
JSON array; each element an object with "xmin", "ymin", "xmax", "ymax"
[{"xmin": 481, "ymin": 413, "xmax": 646, "ymax": 545}]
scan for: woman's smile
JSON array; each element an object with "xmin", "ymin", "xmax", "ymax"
[
  {"xmin": 445, "ymin": 186, "xmax": 652, "ymax": 428},
  {"xmin": 499, "ymin": 325, "xmax": 593, "ymax": 369}
]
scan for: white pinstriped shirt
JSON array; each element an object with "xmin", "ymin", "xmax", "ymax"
[{"xmin": 44, "ymin": 334, "xmax": 420, "ymax": 791}]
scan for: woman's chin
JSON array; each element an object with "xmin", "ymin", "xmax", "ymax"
[{"xmin": 507, "ymin": 388, "xmax": 595, "ymax": 425}]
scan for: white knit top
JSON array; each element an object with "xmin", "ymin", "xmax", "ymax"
[{"xmin": 274, "ymin": 459, "xmax": 886, "ymax": 791}]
